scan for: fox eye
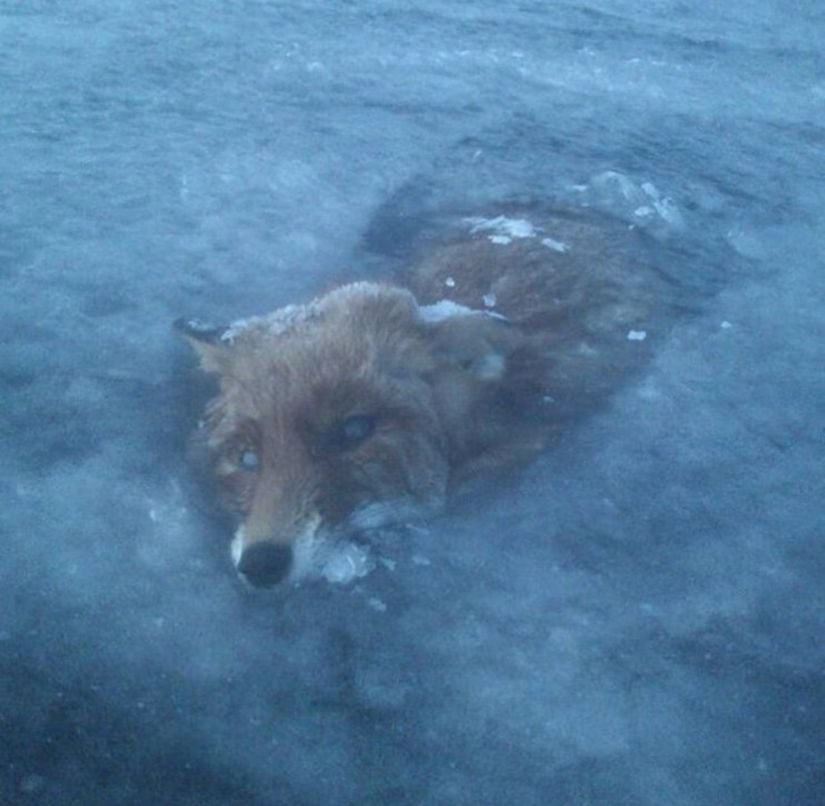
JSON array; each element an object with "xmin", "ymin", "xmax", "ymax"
[
  {"xmin": 238, "ymin": 448, "xmax": 260, "ymax": 471},
  {"xmin": 322, "ymin": 414, "xmax": 376, "ymax": 453},
  {"xmin": 341, "ymin": 414, "xmax": 375, "ymax": 444}
]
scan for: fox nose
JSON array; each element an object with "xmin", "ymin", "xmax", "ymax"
[{"xmin": 237, "ymin": 543, "xmax": 293, "ymax": 587}]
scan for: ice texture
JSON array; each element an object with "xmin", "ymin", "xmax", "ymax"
[{"xmin": 1, "ymin": 1, "xmax": 824, "ymax": 804}]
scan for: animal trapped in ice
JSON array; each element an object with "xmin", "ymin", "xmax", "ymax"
[{"xmin": 177, "ymin": 207, "xmax": 671, "ymax": 587}]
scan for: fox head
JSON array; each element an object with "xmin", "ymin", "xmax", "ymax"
[{"xmin": 177, "ymin": 282, "xmax": 528, "ymax": 587}]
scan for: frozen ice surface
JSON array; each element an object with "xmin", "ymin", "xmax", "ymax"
[{"xmin": 2, "ymin": 1, "xmax": 824, "ymax": 804}]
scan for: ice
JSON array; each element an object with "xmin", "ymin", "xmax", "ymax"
[
  {"xmin": 465, "ymin": 215, "xmax": 539, "ymax": 240},
  {"xmin": 578, "ymin": 170, "xmax": 686, "ymax": 237},
  {"xmin": 727, "ymin": 225, "xmax": 767, "ymax": 259},
  {"xmin": 2, "ymin": 1, "xmax": 823, "ymax": 804},
  {"xmin": 319, "ymin": 541, "xmax": 375, "ymax": 585},
  {"xmin": 418, "ymin": 299, "xmax": 482, "ymax": 322},
  {"xmin": 541, "ymin": 236, "xmax": 570, "ymax": 252}
]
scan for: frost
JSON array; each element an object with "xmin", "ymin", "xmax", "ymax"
[
  {"xmin": 4, "ymin": 4, "xmax": 822, "ymax": 802},
  {"xmin": 541, "ymin": 237, "xmax": 570, "ymax": 252},
  {"xmin": 223, "ymin": 303, "xmax": 320, "ymax": 342},
  {"xmin": 289, "ymin": 526, "xmax": 376, "ymax": 585},
  {"xmin": 417, "ymin": 299, "xmax": 508, "ymax": 324},
  {"xmin": 727, "ymin": 226, "xmax": 766, "ymax": 259},
  {"xmin": 465, "ymin": 215, "xmax": 538, "ymax": 240},
  {"xmin": 417, "ymin": 299, "xmax": 478, "ymax": 322},
  {"xmin": 581, "ymin": 171, "xmax": 685, "ymax": 235},
  {"xmin": 320, "ymin": 542, "xmax": 375, "ymax": 585}
]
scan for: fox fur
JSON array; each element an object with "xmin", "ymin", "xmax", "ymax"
[{"xmin": 177, "ymin": 207, "xmax": 670, "ymax": 586}]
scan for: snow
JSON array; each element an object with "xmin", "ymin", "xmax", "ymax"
[
  {"xmin": 541, "ymin": 236, "xmax": 571, "ymax": 252},
  {"xmin": 466, "ymin": 215, "xmax": 539, "ymax": 240},
  {"xmin": 417, "ymin": 299, "xmax": 478, "ymax": 322},
  {"xmin": 318, "ymin": 541, "xmax": 375, "ymax": 585},
  {"xmin": 2, "ymin": 1, "xmax": 824, "ymax": 804}
]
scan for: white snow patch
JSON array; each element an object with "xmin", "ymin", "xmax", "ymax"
[
  {"xmin": 222, "ymin": 302, "xmax": 320, "ymax": 343},
  {"xmin": 465, "ymin": 215, "xmax": 538, "ymax": 240},
  {"xmin": 541, "ymin": 237, "xmax": 570, "ymax": 252},
  {"xmin": 721, "ymin": 321, "xmax": 733, "ymax": 329},
  {"xmin": 230, "ymin": 532, "xmax": 244, "ymax": 567},
  {"xmin": 483, "ymin": 293, "xmax": 497, "ymax": 308},
  {"xmin": 585, "ymin": 171, "xmax": 685, "ymax": 233},
  {"xmin": 417, "ymin": 299, "xmax": 477, "ymax": 322},
  {"xmin": 627, "ymin": 330, "xmax": 647, "ymax": 341},
  {"xmin": 368, "ymin": 597, "xmax": 388, "ymax": 612},
  {"xmin": 444, "ymin": 276, "xmax": 456, "ymax": 288},
  {"xmin": 319, "ymin": 541, "xmax": 375, "ymax": 585},
  {"xmin": 489, "ymin": 235, "xmax": 512, "ymax": 245},
  {"xmin": 417, "ymin": 299, "xmax": 508, "ymax": 324}
]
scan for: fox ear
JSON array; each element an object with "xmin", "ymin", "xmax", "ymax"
[
  {"xmin": 174, "ymin": 317, "xmax": 232, "ymax": 374},
  {"xmin": 423, "ymin": 310, "xmax": 522, "ymax": 382}
]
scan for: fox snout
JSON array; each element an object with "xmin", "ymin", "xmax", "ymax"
[
  {"xmin": 235, "ymin": 541, "xmax": 293, "ymax": 587},
  {"xmin": 230, "ymin": 499, "xmax": 323, "ymax": 588}
]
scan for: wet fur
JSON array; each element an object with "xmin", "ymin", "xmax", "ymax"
[{"xmin": 178, "ymin": 207, "xmax": 672, "ymax": 580}]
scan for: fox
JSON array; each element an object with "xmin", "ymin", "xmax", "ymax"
[{"xmin": 177, "ymin": 206, "xmax": 672, "ymax": 587}]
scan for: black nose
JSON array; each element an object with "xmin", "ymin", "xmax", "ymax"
[{"xmin": 237, "ymin": 543, "xmax": 293, "ymax": 587}]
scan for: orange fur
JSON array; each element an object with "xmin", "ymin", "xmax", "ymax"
[{"xmin": 178, "ymin": 208, "xmax": 670, "ymax": 585}]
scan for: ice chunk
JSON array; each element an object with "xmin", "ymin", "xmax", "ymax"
[
  {"xmin": 320, "ymin": 542, "xmax": 375, "ymax": 584},
  {"xmin": 465, "ymin": 215, "xmax": 538, "ymax": 240},
  {"xmin": 541, "ymin": 237, "xmax": 570, "ymax": 252},
  {"xmin": 417, "ymin": 299, "xmax": 478, "ymax": 322},
  {"xmin": 579, "ymin": 171, "xmax": 685, "ymax": 236}
]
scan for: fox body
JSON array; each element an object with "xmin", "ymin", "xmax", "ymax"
[{"xmin": 178, "ymin": 209, "xmax": 669, "ymax": 586}]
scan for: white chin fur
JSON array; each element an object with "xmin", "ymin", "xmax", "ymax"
[
  {"xmin": 231, "ymin": 514, "xmax": 373, "ymax": 586},
  {"xmin": 230, "ymin": 529, "xmax": 245, "ymax": 568}
]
